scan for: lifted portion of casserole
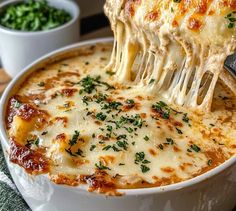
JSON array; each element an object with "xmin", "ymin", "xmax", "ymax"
[
  {"xmin": 6, "ymin": 43, "xmax": 236, "ymax": 195},
  {"xmin": 104, "ymin": 0, "xmax": 236, "ymax": 111}
]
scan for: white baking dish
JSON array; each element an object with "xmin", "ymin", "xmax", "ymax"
[{"xmin": 0, "ymin": 38, "xmax": 236, "ymax": 211}]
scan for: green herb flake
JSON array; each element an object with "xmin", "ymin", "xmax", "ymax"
[
  {"xmin": 126, "ymin": 99, "xmax": 135, "ymax": 105},
  {"xmin": 149, "ymin": 79, "xmax": 155, "ymax": 84},
  {"xmin": 0, "ymin": 0, "xmax": 72, "ymax": 32},
  {"xmin": 41, "ymin": 131, "xmax": 48, "ymax": 136},
  {"xmin": 34, "ymin": 138, "xmax": 40, "ymax": 146},
  {"xmin": 175, "ymin": 127, "xmax": 183, "ymax": 134},
  {"xmin": 38, "ymin": 82, "xmax": 45, "ymax": 87},
  {"xmin": 69, "ymin": 130, "xmax": 80, "ymax": 146},
  {"xmin": 106, "ymin": 70, "xmax": 116, "ymax": 76},
  {"xmin": 166, "ymin": 138, "xmax": 174, "ymax": 145},
  {"xmin": 135, "ymin": 152, "xmax": 145, "ymax": 163},
  {"xmin": 207, "ymin": 159, "xmax": 212, "ymax": 166},
  {"xmin": 102, "ymin": 101, "xmax": 123, "ymax": 110},
  {"xmin": 159, "ymin": 144, "xmax": 164, "ymax": 150},
  {"xmin": 125, "ymin": 127, "xmax": 134, "ymax": 133},
  {"xmin": 95, "ymin": 161, "xmax": 111, "ymax": 170},
  {"xmin": 103, "ymin": 145, "xmax": 112, "ymax": 151},
  {"xmin": 225, "ymin": 12, "xmax": 236, "ymax": 29},
  {"xmin": 152, "ymin": 101, "xmax": 171, "ymax": 119},
  {"xmin": 90, "ymin": 145, "xmax": 96, "ymax": 151},
  {"xmin": 190, "ymin": 144, "xmax": 201, "ymax": 153},
  {"xmin": 119, "ymin": 163, "xmax": 125, "ymax": 166},
  {"xmin": 182, "ymin": 113, "xmax": 189, "ymax": 123},
  {"xmin": 96, "ymin": 112, "xmax": 107, "ymax": 121},
  {"xmin": 141, "ymin": 165, "xmax": 150, "ymax": 173},
  {"xmin": 116, "ymin": 140, "xmax": 128, "ymax": 150},
  {"xmin": 65, "ymin": 148, "xmax": 76, "ymax": 157},
  {"xmin": 75, "ymin": 149, "xmax": 84, "ymax": 157},
  {"xmin": 14, "ymin": 101, "xmax": 22, "ymax": 108},
  {"xmin": 144, "ymin": 135, "xmax": 149, "ymax": 141}
]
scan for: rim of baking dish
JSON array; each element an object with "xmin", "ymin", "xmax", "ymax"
[{"xmin": 1, "ymin": 37, "xmax": 236, "ymax": 196}]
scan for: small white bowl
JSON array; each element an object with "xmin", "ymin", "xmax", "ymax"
[
  {"xmin": 0, "ymin": 38, "xmax": 236, "ymax": 211},
  {"xmin": 0, "ymin": 0, "xmax": 80, "ymax": 77}
]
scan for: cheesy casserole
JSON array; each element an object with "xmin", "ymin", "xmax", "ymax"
[{"xmin": 6, "ymin": 43, "xmax": 236, "ymax": 195}]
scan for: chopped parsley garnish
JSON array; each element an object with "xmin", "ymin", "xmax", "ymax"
[
  {"xmin": 112, "ymin": 145, "xmax": 121, "ymax": 152},
  {"xmin": 109, "ymin": 114, "xmax": 145, "ymax": 129},
  {"xmin": 75, "ymin": 149, "xmax": 84, "ymax": 157},
  {"xmin": 94, "ymin": 93, "xmax": 107, "ymax": 103},
  {"xmin": 117, "ymin": 134, "xmax": 127, "ymax": 140},
  {"xmin": 37, "ymin": 81, "xmax": 45, "ymax": 87},
  {"xmin": 116, "ymin": 140, "xmax": 128, "ymax": 150},
  {"xmin": 144, "ymin": 135, "xmax": 149, "ymax": 141},
  {"xmin": 175, "ymin": 127, "xmax": 183, "ymax": 134},
  {"xmin": 125, "ymin": 99, "xmax": 135, "ymax": 107},
  {"xmin": 34, "ymin": 138, "xmax": 40, "ymax": 146},
  {"xmin": 159, "ymin": 144, "xmax": 164, "ymax": 150},
  {"xmin": 0, "ymin": 0, "xmax": 71, "ymax": 31},
  {"xmin": 79, "ymin": 76, "xmax": 99, "ymax": 94},
  {"xmin": 25, "ymin": 137, "xmax": 40, "ymax": 148},
  {"xmin": 90, "ymin": 145, "xmax": 96, "ymax": 151},
  {"xmin": 141, "ymin": 164, "xmax": 150, "ymax": 173},
  {"xmin": 135, "ymin": 152, "xmax": 145, "ymax": 163},
  {"xmin": 132, "ymin": 114, "xmax": 145, "ymax": 128},
  {"xmin": 79, "ymin": 75, "xmax": 114, "ymax": 94},
  {"xmin": 166, "ymin": 138, "xmax": 174, "ymax": 145},
  {"xmin": 107, "ymin": 125, "xmax": 113, "ymax": 132},
  {"xmin": 65, "ymin": 131, "xmax": 83, "ymax": 157},
  {"xmin": 41, "ymin": 131, "xmax": 48, "ymax": 135},
  {"xmin": 96, "ymin": 112, "xmax": 107, "ymax": 121},
  {"xmin": 103, "ymin": 145, "xmax": 112, "ymax": 151},
  {"xmin": 106, "ymin": 70, "xmax": 116, "ymax": 76},
  {"xmin": 134, "ymin": 152, "xmax": 151, "ymax": 173},
  {"xmin": 69, "ymin": 130, "xmax": 80, "ymax": 146},
  {"xmin": 65, "ymin": 148, "xmax": 76, "ymax": 157},
  {"xmin": 149, "ymin": 79, "xmax": 155, "ymax": 84},
  {"xmin": 95, "ymin": 161, "xmax": 111, "ymax": 170},
  {"xmin": 225, "ymin": 11, "xmax": 236, "ymax": 29},
  {"xmin": 125, "ymin": 127, "xmax": 134, "ymax": 133},
  {"xmin": 207, "ymin": 159, "xmax": 212, "ymax": 166},
  {"xmin": 14, "ymin": 100, "xmax": 22, "ymax": 108},
  {"xmin": 102, "ymin": 101, "xmax": 123, "ymax": 111},
  {"xmin": 189, "ymin": 144, "xmax": 201, "ymax": 153},
  {"xmin": 119, "ymin": 163, "xmax": 125, "ymax": 166},
  {"xmin": 152, "ymin": 101, "xmax": 171, "ymax": 119},
  {"xmin": 82, "ymin": 96, "xmax": 92, "ymax": 105},
  {"xmin": 182, "ymin": 113, "xmax": 189, "ymax": 123}
]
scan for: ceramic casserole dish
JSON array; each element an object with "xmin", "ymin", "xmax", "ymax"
[{"xmin": 0, "ymin": 38, "xmax": 236, "ymax": 211}]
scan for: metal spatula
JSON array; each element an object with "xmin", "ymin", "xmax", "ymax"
[{"xmin": 224, "ymin": 53, "xmax": 236, "ymax": 78}]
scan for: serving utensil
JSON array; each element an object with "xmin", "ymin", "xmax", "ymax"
[{"xmin": 224, "ymin": 53, "xmax": 236, "ymax": 79}]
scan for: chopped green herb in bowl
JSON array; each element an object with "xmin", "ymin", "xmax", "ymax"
[{"xmin": 0, "ymin": 0, "xmax": 72, "ymax": 31}]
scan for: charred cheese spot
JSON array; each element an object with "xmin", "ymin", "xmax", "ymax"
[{"xmin": 188, "ymin": 17, "xmax": 203, "ymax": 31}]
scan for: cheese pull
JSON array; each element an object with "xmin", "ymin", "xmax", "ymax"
[{"xmin": 104, "ymin": 0, "xmax": 236, "ymax": 110}]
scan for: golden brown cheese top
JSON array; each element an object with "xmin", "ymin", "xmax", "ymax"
[{"xmin": 6, "ymin": 43, "xmax": 236, "ymax": 195}]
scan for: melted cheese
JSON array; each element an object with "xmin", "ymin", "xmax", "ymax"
[
  {"xmin": 6, "ymin": 43, "xmax": 236, "ymax": 193},
  {"xmin": 104, "ymin": 0, "xmax": 236, "ymax": 111}
]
